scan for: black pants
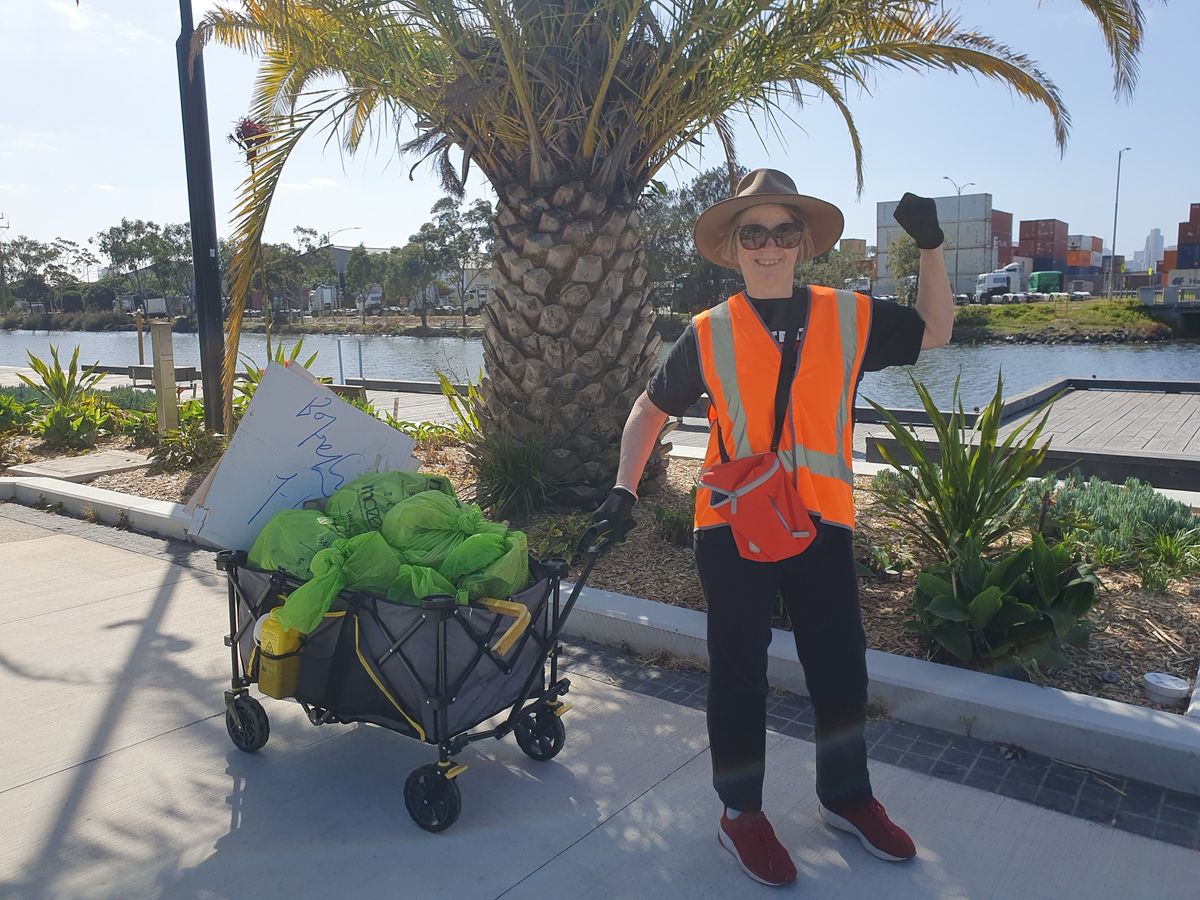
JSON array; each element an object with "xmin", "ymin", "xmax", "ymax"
[{"xmin": 695, "ymin": 524, "xmax": 872, "ymax": 813}]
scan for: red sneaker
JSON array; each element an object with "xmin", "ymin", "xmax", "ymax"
[
  {"xmin": 820, "ymin": 798, "xmax": 916, "ymax": 861},
  {"xmin": 718, "ymin": 810, "xmax": 798, "ymax": 887}
]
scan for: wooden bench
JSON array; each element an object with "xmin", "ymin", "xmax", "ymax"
[{"xmin": 128, "ymin": 365, "xmax": 199, "ymax": 387}]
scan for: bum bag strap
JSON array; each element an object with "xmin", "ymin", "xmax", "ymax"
[
  {"xmin": 713, "ymin": 287, "xmax": 805, "ymax": 463},
  {"xmin": 771, "ymin": 287, "xmax": 804, "ymax": 453}
]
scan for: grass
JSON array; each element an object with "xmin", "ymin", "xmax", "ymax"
[{"xmin": 953, "ymin": 298, "xmax": 1176, "ymax": 341}]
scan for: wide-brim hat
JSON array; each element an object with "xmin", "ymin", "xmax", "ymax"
[{"xmin": 693, "ymin": 168, "xmax": 845, "ymax": 269}]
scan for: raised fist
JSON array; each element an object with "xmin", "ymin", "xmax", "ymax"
[{"xmin": 894, "ymin": 192, "xmax": 944, "ymax": 250}]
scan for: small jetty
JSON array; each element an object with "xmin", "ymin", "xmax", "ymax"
[{"xmin": 864, "ymin": 379, "xmax": 1200, "ymax": 490}]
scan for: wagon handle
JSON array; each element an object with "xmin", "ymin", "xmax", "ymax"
[
  {"xmin": 577, "ymin": 519, "xmax": 634, "ymax": 557},
  {"xmin": 477, "ymin": 597, "xmax": 531, "ymax": 657}
]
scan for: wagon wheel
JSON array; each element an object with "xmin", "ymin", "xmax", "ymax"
[
  {"xmin": 404, "ymin": 764, "xmax": 462, "ymax": 833},
  {"xmin": 515, "ymin": 707, "xmax": 566, "ymax": 762},
  {"xmin": 226, "ymin": 695, "xmax": 270, "ymax": 753}
]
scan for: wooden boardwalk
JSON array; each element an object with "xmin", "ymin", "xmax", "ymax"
[
  {"xmin": 867, "ymin": 380, "xmax": 1200, "ymax": 490},
  {"xmin": 1017, "ymin": 388, "xmax": 1200, "ymax": 456}
]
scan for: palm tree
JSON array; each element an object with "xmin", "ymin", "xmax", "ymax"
[{"xmin": 197, "ymin": 0, "xmax": 1154, "ymax": 504}]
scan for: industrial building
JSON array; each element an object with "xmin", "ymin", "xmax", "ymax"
[{"xmin": 875, "ymin": 193, "xmax": 1012, "ymax": 296}]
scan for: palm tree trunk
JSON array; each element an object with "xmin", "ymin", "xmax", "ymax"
[{"xmin": 481, "ymin": 181, "xmax": 668, "ymax": 505}]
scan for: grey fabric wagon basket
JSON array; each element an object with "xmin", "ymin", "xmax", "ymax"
[{"xmin": 216, "ymin": 521, "xmax": 615, "ymax": 832}]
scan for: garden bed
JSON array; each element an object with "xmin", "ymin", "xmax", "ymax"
[{"xmin": 18, "ymin": 439, "xmax": 1199, "ymax": 714}]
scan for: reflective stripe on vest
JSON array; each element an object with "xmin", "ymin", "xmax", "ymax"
[{"xmin": 694, "ymin": 287, "xmax": 870, "ymax": 529}]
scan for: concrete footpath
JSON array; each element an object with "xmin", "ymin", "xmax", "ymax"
[{"xmin": 1, "ymin": 513, "xmax": 1198, "ymax": 899}]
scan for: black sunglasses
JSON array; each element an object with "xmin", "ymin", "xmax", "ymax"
[{"xmin": 736, "ymin": 222, "xmax": 805, "ymax": 250}]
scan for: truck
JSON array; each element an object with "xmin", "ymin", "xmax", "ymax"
[
  {"xmin": 1028, "ymin": 271, "xmax": 1064, "ymax": 294},
  {"xmin": 356, "ymin": 286, "xmax": 384, "ymax": 315},
  {"xmin": 974, "ymin": 263, "xmax": 1027, "ymax": 303},
  {"xmin": 308, "ymin": 284, "xmax": 336, "ymax": 314}
]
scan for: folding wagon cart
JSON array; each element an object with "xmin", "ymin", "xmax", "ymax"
[{"xmin": 217, "ymin": 523, "xmax": 615, "ymax": 832}]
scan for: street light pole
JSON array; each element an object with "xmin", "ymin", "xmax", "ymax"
[
  {"xmin": 175, "ymin": 0, "xmax": 225, "ymax": 432},
  {"xmin": 1108, "ymin": 147, "xmax": 1132, "ymax": 299},
  {"xmin": 0, "ymin": 213, "xmax": 10, "ymax": 313},
  {"xmin": 943, "ymin": 176, "xmax": 975, "ymax": 298}
]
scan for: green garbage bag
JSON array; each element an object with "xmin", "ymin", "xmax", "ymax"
[
  {"xmin": 453, "ymin": 532, "xmax": 531, "ymax": 601},
  {"xmin": 386, "ymin": 564, "xmax": 462, "ymax": 606},
  {"xmin": 274, "ymin": 532, "xmax": 403, "ymax": 633},
  {"xmin": 247, "ymin": 510, "xmax": 345, "ymax": 580},
  {"xmin": 324, "ymin": 470, "xmax": 456, "ymax": 536},
  {"xmin": 433, "ymin": 531, "xmax": 526, "ymax": 599},
  {"xmin": 381, "ymin": 491, "xmax": 504, "ymax": 569}
]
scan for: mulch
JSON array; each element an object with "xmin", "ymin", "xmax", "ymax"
[{"xmin": 22, "ymin": 440, "xmax": 1198, "ymax": 714}]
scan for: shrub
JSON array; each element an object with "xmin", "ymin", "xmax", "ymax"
[
  {"xmin": 79, "ymin": 311, "xmax": 130, "ymax": 332},
  {"xmin": 1026, "ymin": 472, "xmax": 1199, "ymax": 589},
  {"xmin": 102, "ymin": 386, "xmax": 157, "ymax": 412},
  {"xmin": 18, "ymin": 344, "xmax": 103, "ymax": 408},
  {"xmin": 0, "ymin": 394, "xmax": 35, "ymax": 433},
  {"xmin": 436, "ymin": 370, "xmax": 483, "ymax": 441},
  {"xmin": 653, "ymin": 502, "xmax": 693, "ymax": 547},
  {"xmin": 0, "ymin": 385, "xmax": 43, "ymax": 405},
  {"xmin": 909, "ymin": 533, "xmax": 1098, "ymax": 678},
  {"xmin": 384, "ymin": 416, "xmax": 459, "ymax": 449},
  {"xmin": 526, "ymin": 513, "xmax": 592, "ymax": 561},
  {"xmin": 120, "ymin": 410, "xmax": 159, "ymax": 448},
  {"xmin": 868, "ymin": 374, "xmax": 1052, "ymax": 563},
  {"xmin": 149, "ymin": 421, "xmax": 226, "ymax": 473},
  {"xmin": 854, "ymin": 532, "xmax": 912, "ymax": 580},
  {"xmin": 178, "ymin": 398, "xmax": 206, "ymax": 427},
  {"xmin": 467, "ymin": 426, "xmax": 558, "ymax": 518},
  {"xmin": 32, "ymin": 399, "xmax": 111, "ymax": 450},
  {"xmin": 342, "ymin": 395, "xmax": 377, "ymax": 417}
]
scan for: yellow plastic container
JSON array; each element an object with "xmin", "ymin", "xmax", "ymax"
[{"xmin": 258, "ymin": 611, "xmax": 301, "ymax": 699}]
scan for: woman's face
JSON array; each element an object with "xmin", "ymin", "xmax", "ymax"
[{"xmin": 733, "ymin": 203, "xmax": 803, "ymax": 297}]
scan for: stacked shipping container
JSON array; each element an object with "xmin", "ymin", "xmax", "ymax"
[
  {"xmin": 1178, "ymin": 204, "xmax": 1200, "ymax": 272},
  {"xmin": 1065, "ymin": 234, "xmax": 1104, "ymax": 276},
  {"xmin": 1018, "ymin": 218, "xmax": 1068, "ymax": 272},
  {"xmin": 993, "ymin": 210, "xmax": 1014, "ymax": 267}
]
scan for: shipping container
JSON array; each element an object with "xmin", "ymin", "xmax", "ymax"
[
  {"xmin": 992, "ymin": 209, "xmax": 1013, "ymax": 241},
  {"xmin": 1190, "ymin": 203, "xmax": 1200, "ymax": 225},
  {"xmin": 1032, "ymin": 257, "xmax": 1064, "ymax": 271},
  {"xmin": 1162, "ymin": 249, "xmax": 1178, "ymax": 271},
  {"xmin": 1177, "ymin": 244, "xmax": 1200, "ymax": 270},
  {"xmin": 1179, "ymin": 222, "xmax": 1200, "ymax": 245}
]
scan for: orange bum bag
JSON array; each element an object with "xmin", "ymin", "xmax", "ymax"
[{"xmin": 696, "ymin": 300, "xmax": 819, "ymax": 562}]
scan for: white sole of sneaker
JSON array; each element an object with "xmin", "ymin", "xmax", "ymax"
[
  {"xmin": 717, "ymin": 825, "xmax": 795, "ymax": 887},
  {"xmin": 818, "ymin": 806, "xmax": 911, "ymax": 862}
]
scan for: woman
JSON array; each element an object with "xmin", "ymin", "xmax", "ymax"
[{"xmin": 594, "ymin": 169, "xmax": 953, "ymax": 887}]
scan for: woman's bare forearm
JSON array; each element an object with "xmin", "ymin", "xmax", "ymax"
[{"xmin": 613, "ymin": 391, "xmax": 671, "ymax": 498}]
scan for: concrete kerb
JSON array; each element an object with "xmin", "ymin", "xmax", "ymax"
[
  {"xmin": 561, "ymin": 581, "xmax": 1200, "ymax": 797},
  {"xmin": 4, "ymin": 473, "xmax": 1198, "ymax": 797},
  {"xmin": 0, "ymin": 477, "xmax": 192, "ymax": 542}
]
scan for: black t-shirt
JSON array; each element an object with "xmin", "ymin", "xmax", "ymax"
[{"xmin": 646, "ymin": 288, "xmax": 925, "ymax": 417}]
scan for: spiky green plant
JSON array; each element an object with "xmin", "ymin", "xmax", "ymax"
[
  {"xmin": 197, "ymin": 0, "xmax": 1155, "ymax": 503},
  {"xmin": 867, "ymin": 374, "xmax": 1054, "ymax": 564},
  {"xmin": 18, "ymin": 345, "xmax": 103, "ymax": 408}
]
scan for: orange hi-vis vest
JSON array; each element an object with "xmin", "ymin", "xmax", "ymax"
[{"xmin": 693, "ymin": 287, "xmax": 871, "ymax": 532}]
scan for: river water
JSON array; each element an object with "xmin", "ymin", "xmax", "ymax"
[{"xmin": 1, "ymin": 329, "xmax": 1196, "ymax": 411}]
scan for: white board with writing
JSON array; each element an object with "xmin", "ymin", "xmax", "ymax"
[{"xmin": 187, "ymin": 362, "xmax": 417, "ymax": 550}]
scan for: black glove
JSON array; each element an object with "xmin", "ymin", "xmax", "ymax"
[
  {"xmin": 593, "ymin": 487, "xmax": 637, "ymax": 542},
  {"xmin": 894, "ymin": 192, "xmax": 944, "ymax": 250}
]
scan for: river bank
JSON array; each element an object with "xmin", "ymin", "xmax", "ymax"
[{"xmin": 3, "ymin": 298, "xmax": 1187, "ymax": 345}]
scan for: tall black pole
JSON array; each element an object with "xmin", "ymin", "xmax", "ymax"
[{"xmin": 176, "ymin": 0, "xmax": 225, "ymax": 432}]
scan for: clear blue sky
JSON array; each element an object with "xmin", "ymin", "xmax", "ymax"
[{"xmin": 2, "ymin": 1, "xmax": 1197, "ymax": 259}]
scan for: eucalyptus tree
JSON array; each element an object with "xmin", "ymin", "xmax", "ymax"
[{"xmin": 199, "ymin": 0, "xmax": 1156, "ymax": 502}]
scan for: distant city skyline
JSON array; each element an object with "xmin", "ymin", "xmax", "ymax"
[{"xmin": 2, "ymin": 1, "xmax": 1198, "ymax": 264}]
